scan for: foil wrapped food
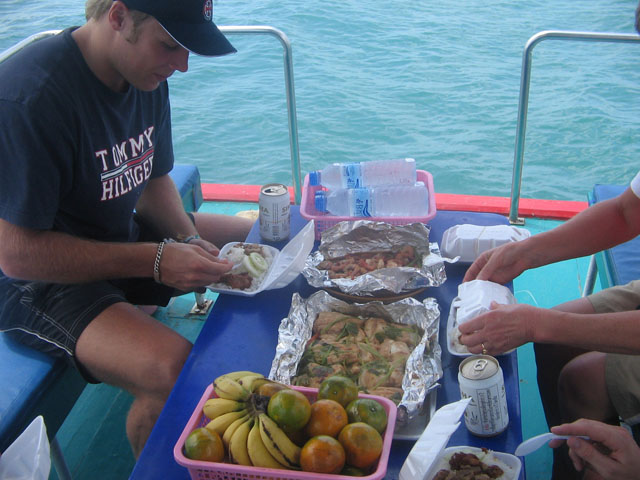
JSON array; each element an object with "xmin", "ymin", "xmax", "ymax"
[
  {"xmin": 302, "ymin": 221, "xmax": 447, "ymax": 295},
  {"xmin": 269, "ymin": 290, "xmax": 442, "ymax": 428}
]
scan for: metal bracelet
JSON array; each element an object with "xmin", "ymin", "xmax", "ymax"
[{"xmin": 153, "ymin": 241, "xmax": 165, "ymax": 283}]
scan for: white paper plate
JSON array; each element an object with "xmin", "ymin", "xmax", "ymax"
[
  {"xmin": 206, "ymin": 221, "xmax": 316, "ymax": 297},
  {"xmin": 207, "ymin": 242, "xmax": 280, "ymax": 296},
  {"xmin": 425, "ymin": 446, "xmax": 521, "ymax": 480}
]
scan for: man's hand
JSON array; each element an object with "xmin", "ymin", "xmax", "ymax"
[
  {"xmin": 158, "ymin": 242, "xmax": 232, "ymax": 291},
  {"xmin": 551, "ymin": 419, "xmax": 640, "ymax": 479}
]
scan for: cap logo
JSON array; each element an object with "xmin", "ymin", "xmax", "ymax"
[{"xmin": 203, "ymin": 0, "xmax": 213, "ymax": 21}]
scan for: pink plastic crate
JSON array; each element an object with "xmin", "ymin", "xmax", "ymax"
[
  {"xmin": 174, "ymin": 384, "xmax": 397, "ymax": 480},
  {"xmin": 300, "ymin": 169, "xmax": 437, "ymax": 240}
]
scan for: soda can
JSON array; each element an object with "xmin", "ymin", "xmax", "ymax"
[
  {"xmin": 458, "ymin": 355, "xmax": 509, "ymax": 436},
  {"xmin": 259, "ymin": 183, "xmax": 290, "ymax": 242}
]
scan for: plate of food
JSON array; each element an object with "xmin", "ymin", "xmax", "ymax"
[
  {"xmin": 207, "ymin": 221, "xmax": 315, "ymax": 296},
  {"xmin": 208, "ymin": 242, "xmax": 279, "ymax": 293},
  {"xmin": 426, "ymin": 446, "xmax": 521, "ymax": 480}
]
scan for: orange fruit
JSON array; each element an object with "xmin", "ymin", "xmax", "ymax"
[
  {"xmin": 183, "ymin": 427, "xmax": 225, "ymax": 462},
  {"xmin": 256, "ymin": 381, "xmax": 290, "ymax": 397},
  {"xmin": 345, "ymin": 398, "xmax": 388, "ymax": 433},
  {"xmin": 300, "ymin": 435, "xmax": 346, "ymax": 474},
  {"xmin": 305, "ymin": 399, "xmax": 349, "ymax": 438},
  {"xmin": 338, "ymin": 422, "xmax": 383, "ymax": 470},
  {"xmin": 267, "ymin": 389, "xmax": 311, "ymax": 432},
  {"xmin": 318, "ymin": 376, "xmax": 359, "ymax": 408}
]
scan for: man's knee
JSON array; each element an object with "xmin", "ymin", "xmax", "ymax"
[
  {"xmin": 558, "ymin": 352, "xmax": 609, "ymax": 420},
  {"xmin": 144, "ymin": 340, "xmax": 191, "ymax": 396}
]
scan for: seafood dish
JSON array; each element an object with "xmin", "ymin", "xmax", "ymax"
[
  {"xmin": 317, "ymin": 245, "xmax": 421, "ymax": 279},
  {"xmin": 429, "ymin": 447, "xmax": 521, "ymax": 480},
  {"xmin": 303, "ymin": 221, "xmax": 446, "ymax": 295},
  {"xmin": 292, "ymin": 310, "xmax": 425, "ymax": 404}
]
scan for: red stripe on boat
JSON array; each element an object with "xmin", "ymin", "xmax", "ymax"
[{"xmin": 201, "ymin": 183, "xmax": 587, "ymax": 220}]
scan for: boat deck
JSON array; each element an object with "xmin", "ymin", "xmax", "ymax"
[{"xmin": 48, "ymin": 201, "xmax": 592, "ymax": 480}]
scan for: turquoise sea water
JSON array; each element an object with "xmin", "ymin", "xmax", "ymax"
[{"xmin": 1, "ymin": 0, "xmax": 640, "ymax": 201}]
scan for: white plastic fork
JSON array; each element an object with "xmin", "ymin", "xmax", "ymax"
[{"xmin": 515, "ymin": 432, "xmax": 590, "ymax": 456}]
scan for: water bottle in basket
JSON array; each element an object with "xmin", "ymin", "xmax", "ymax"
[
  {"xmin": 309, "ymin": 158, "xmax": 417, "ymax": 189},
  {"xmin": 314, "ymin": 182, "xmax": 429, "ymax": 217}
]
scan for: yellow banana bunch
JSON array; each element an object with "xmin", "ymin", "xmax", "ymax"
[{"xmin": 201, "ymin": 370, "xmax": 299, "ymax": 470}]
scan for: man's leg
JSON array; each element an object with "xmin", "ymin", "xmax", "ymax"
[
  {"xmin": 75, "ymin": 302, "xmax": 191, "ymax": 457},
  {"xmin": 558, "ymin": 352, "xmax": 617, "ymax": 424},
  {"xmin": 535, "ymin": 297, "xmax": 596, "ymax": 427},
  {"xmin": 534, "ymin": 297, "xmax": 597, "ymax": 480}
]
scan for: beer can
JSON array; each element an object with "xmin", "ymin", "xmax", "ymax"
[
  {"xmin": 458, "ymin": 355, "xmax": 509, "ymax": 436},
  {"xmin": 259, "ymin": 183, "xmax": 290, "ymax": 242}
]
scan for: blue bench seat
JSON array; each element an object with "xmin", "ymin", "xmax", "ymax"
[{"xmin": 169, "ymin": 164, "xmax": 203, "ymax": 213}]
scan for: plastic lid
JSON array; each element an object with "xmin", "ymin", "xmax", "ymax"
[
  {"xmin": 309, "ymin": 171, "xmax": 321, "ymax": 186},
  {"xmin": 314, "ymin": 191, "xmax": 328, "ymax": 212}
]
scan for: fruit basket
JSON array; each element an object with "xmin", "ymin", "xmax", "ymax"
[
  {"xmin": 300, "ymin": 169, "xmax": 437, "ymax": 240},
  {"xmin": 174, "ymin": 384, "xmax": 397, "ymax": 480}
]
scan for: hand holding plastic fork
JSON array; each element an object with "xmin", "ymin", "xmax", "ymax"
[{"xmin": 515, "ymin": 432, "xmax": 590, "ymax": 456}]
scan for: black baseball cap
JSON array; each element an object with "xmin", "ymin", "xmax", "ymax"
[{"xmin": 119, "ymin": 0, "xmax": 236, "ymax": 57}]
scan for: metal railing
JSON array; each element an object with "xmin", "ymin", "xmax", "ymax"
[
  {"xmin": 0, "ymin": 26, "xmax": 304, "ymax": 204},
  {"xmin": 219, "ymin": 26, "xmax": 302, "ymax": 204},
  {"xmin": 509, "ymin": 30, "xmax": 640, "ymax": 224}
]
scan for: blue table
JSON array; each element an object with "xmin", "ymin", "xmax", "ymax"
[{"xmin": 130, "ymin": 207, "xmax": 523, "ymax": 479}]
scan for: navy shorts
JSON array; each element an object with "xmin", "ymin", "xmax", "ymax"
[{"xmin": 0, "ymin": 278, "xmax": 178, "ymax": 383}]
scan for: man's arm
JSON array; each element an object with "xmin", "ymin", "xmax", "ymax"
[
  {"xmin": 464, "ymin": 187, "xmax": 640, "ymax": 283},
  {"xmin": 0, "ymin": 173, "xmax": 235, "ymax": 288},
  {"xmin": 0, "ymin": 218, "xmax": 156, "ymax": 282},
  {"xmin": 0, "ymin": 216, "xmax": 232, "ymax": 290}
]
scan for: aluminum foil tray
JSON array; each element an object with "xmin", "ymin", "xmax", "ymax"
[
  {"xmin": 268, "ymin": 290, "xmax": 442, "ymax": 436},
  {"xmin": 302, "ymin": 220, "xmax": 447, "ymax": 296}
]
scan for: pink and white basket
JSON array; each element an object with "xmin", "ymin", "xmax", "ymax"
[
  {"xmin": 300, "ymin": 169, "xmax": 437, "ymax": 240},
  {"xmin": 174, "ymin": 384, "xmax": 397, "ymax": 480}
]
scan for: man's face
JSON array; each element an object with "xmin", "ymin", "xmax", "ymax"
[{"xmin": 113, "ymin": 15, "xmax": 190, "ymax": 92}]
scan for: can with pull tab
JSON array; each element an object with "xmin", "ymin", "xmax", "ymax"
[
  {"xmin": 259, "ymin": 183, "xmax": 290, "ymax": 242},
  {"xmin": 458, "ymin": 355, "xmax": 509, "ymax": 436}
]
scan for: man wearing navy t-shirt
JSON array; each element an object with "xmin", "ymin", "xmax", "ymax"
[{"xmin": 0, "ymin": 0, "xmax": 252, "ymax": 456}]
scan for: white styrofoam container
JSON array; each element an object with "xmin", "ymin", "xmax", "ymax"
[
  {"xmin": 424, "ymin": 446, "xmax": 521, "ymax": 480},
  {"xmin": 441, "ymin": 224, "xmax": 531, "ymax": 263},
  {"xmin": 447, "ymin": 280, "xmax": 517, "ymax": 356}
]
